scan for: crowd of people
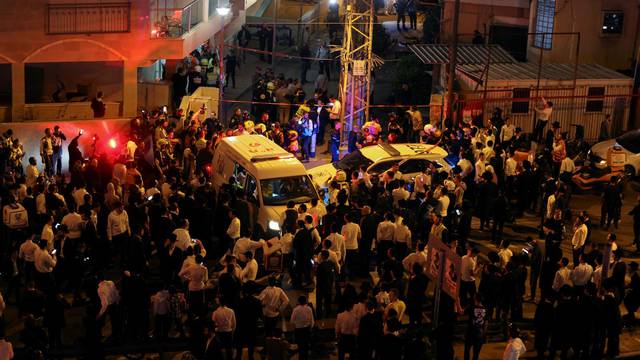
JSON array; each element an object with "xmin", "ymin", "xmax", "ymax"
[{"xmin": 0, "ymin": 64, "xmax": 639, "ymax": 360}]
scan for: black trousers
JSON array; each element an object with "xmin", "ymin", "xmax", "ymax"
[
  {"xmin": 533, "ymin": 119, "xmax": 548, "ymax": 143},
  {"xmin": 295, "ymin": 327, "xmax": 311, "ymax": 360},
  {"xmin": 460, "ymin": 280, "xmax": 476, "ymax": 308},
  {"xmin": 316, "ymin": 287, "xmax": 332, "ymax": 318},
  {"xmin": 338, "ymin": 334, "xmax": 357, "ymax": 360}
]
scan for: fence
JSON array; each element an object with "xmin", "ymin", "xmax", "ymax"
[
  {"xmin": 46, "ymin": 2, "xmax": 131, "ymax": 34},
  {"xmin": 459, "ymin": 87, "xmax": 633, "ymax": 141}
]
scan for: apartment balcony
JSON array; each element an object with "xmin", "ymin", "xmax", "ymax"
[
  {"xmin": 149, "ymin": 0, "xmax": 245, "ymax": 59},
  {"xmin": 46, "ymin": 2, "xmax": 132, "ymax": 34}
]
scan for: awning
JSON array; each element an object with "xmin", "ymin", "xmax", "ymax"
[{"xmin": 408, "ymin": 44, "xmax": 517, "ymax": 65}]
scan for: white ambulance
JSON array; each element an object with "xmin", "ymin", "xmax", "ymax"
[{"xmin": 212, "ymin": 135, "xmax": 320, "ymax": 235}]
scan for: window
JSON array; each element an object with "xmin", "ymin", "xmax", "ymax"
[
  {"xmin": 260, "ymin": 176, "xmax": 318, "ymax": 206},
  {"xmin": 586, "ymin": 87, "xmax": 605, "ymax": 112},
  {"xmin": 533, "ymin": 0, "xmax": 555, "ymax": 49},
  {"xmin": 399, "ymin": 159, "xmax": 428, "ymax": 174},
  {"xmin": 511, "ymin": 88, "xmax": 531, "ymax": 114},
  {"xmin": 367, "ymin": 160, "xmax": 399, "ymax": 176},
  {"xmin": 602, "ymin": 11, "xmax": 624, "ymax": 34},
  {"xmin": 233, "ymin": 163, "xmax": 247, "ymax": 189},
  {"xmin": 246, "ymin": 175, "xmax": 258, "ymax": 204}
]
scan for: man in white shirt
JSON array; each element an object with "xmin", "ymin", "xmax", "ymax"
[
  {"xmin": 474, "ymin": 153, "xmax": 486, "ymax": 183},
  {"xmin": 326, "ymin": 224, "xmax": 346, "ymax": 264},
  {"xmin": 61, "ymin": 207, "xmax": 83, "ymax": 240},
  {"xmin": 173, "ymin": 219, "xmax": 193, "ymax": 252},
  {"xmin": 240, "ymin": 251, "xmax": 258, "ymax": 283},
  {"xmin": 307, "ymin": 198, "xmax": 326, "ymax": 227},
  {"xmin": 503, "ymin": 327, "xmax": 527, "ymax": 360},
  {"xmin": 25, "ymin": 157, "xmax": 39, "ymax": 189},
  {"xmin": 571, "ymin": 255, "xmax": 593, "ymax": 288},
  {"xmin": 290, "ymin": 295, "xmax": 314, "ymax": 360},
  {"xmin": 179, "ymin": 254, "xmax": 208, "ymax": 315},
  {"xmin": 402, "ymin": 242, "xmax": 428, "ymax": 274},
  {"xmin": 545, "ymin": 192, "xmax": 557, "ymax": 220},
  {"xmin": 376, "ymin": 212, "xmax": 396, "ymax": 264},
  {"xmin": 40, "ymin": 216, "xmax": 55, "ymax": 251},
  {"xmin": 560, "ymin": 155, "xmax": 575, "ymax": 181},
  {"xmin": 552, "ymin": 257, "xmax": 572, "ymax": 292},
  {"xmin": 328, "ymin": 95, "xmax": 341, "ymax": 122},
  {"xmin": 413, "ymin": 168, "xmax": 431, "ymax": 194},
  {"xmin": 391, "ymin": 182, "xmax": 410, "ymax": 208},
  {"xmin": 211, "ymin": 301, "xmax": 236, "ymax": 358},
  {"xmin": 226, "ymin": 209, "xmax": 241, "ymax": 241},
  {"xmin": 257, "ymin": 277, "xmax": 290, "ymax": 336},
  {"xmin": 19, "ymin": 233, "xmax": 39, "ymax": 281},
  {"xmin": 233, "ymin": 235, "xmax": 265, "ymax": 263},
  {"xmin": 460, "ymin": 247, "xmax": 478, "ymax": 307},
  {"xmin": 72, "ymin": 184, "xmax": 89, "ymax": 208},
  {"xmin": 107, "ymin": 202, "xmax": 131, "ymax": 257},
  {"xmin": 34, "ymin": 242, "xmax": 56, "ymax": 274},
  {"xmin": 533, "ymin": 96, "xmax": 553, "ymax": 143},
  {"xmin": 500, "ymin": 116, "xmax": 516, "ymax": 145},
  {"xmin": 335, "ymin": 303, "xmax": 359, "ymax": 360},
  {"xmin": 393, "ymin": 218, "xmax": 412, "ymax": 259},
  {"xmin": 571, "ymin": 216, "xmax": 588, "ymax": 266},
  {"xmin": 341, "ymin": 213, "xmax": 361, "ymax": 272}
]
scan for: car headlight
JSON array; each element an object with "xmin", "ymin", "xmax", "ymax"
[{"xmin": 268, "ymin": 220, "xmax": 281, "ymax": 231}]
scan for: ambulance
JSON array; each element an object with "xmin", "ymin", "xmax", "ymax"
[{"xmin": 212, "ymin": 135, "xmax": 320, "ymax": 235}]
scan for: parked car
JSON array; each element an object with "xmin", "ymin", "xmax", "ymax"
[
  {"xmin": 588, "ymin": 129, "xmax": 640, "ymax": 178},
  {"xmin": 307, "ymin": 142, "xmax": 453, "ymax": 189}
]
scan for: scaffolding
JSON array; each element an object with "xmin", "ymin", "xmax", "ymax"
[{"xmin": 337, "ymin": 0, "xmax": 374, "ymax": 143}]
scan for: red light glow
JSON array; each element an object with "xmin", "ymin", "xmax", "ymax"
[{"xmin": 109, "ymin": 139, "xmax": 117, "ymax": 149}]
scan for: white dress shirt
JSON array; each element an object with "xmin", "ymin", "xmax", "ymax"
[
  {"xmin": 571, "ymin": 263, "xmax": 593, "ymax": 286},
  {"xmin": 233, "ymin": 237, "xmax": 264, "ymax": 262},
  {"xmin": 212, "ymin": 306, "xmax": 236, "ymax": 332},
  {"xmin": 61, "ymin": 212, "xmax": 83, "ymax": 239},
  {"xmin": 341, "ymin": 222, "xmax": 360, "ymax": 250},
  {"xmin": 241, "ymin": 259, "xmax": 258, "ymax": 283},
  {"xmin": 504, "ymin": 157, "xmax": 518, "ymax": 177},
  {"xmin": 376, "ymin": 221, "xmax": 395, "ymax": 242},
  {"xmin": 173, "ymin": 228, "xmax": 193, "ymax": 251},
  {"xmin": 552, "ymin": 267, "xmax": 572, "ymax": 291},
  {"xmin": 72, "ymin": 188, "xmax": 89, "ymax": 208},
  {"xmin": 461, "ymin": 255, "xmax": 477, "ymax": 282},
  {"xmin": 107, "ymin": 210, "xmax": 130, "ymax": 240},
  {"xmin": 36, "ymin": 193, "xmax": 47, "ymax": 215},
  {"xmin": 393, "ymin": 224, "xmax": 411, "ymax": 247},
  {"xmin": 179, "ymin": 263, "xmax": 208, "ymax": 291},
  {"xmin": 257, "ymin": 286, "xmax": 290, "ymax": 317},
  {"xmin": 41, "ymin": 224, "xmax": 54, "ymax": 251},
  {"xmin": 500, "ymin": 124, "xmax": 516, "ymax": 142},
  {"xmin": 327, "ymin": 233, "xmax": 346, "ymax": 263},
  {"xmin": 34, "ymin": 248, "xmax": 56, "ymax": 273},
  {"xmin": 571, "ymin": 224, "xmax": 588, "ymax": 249},
  {"xmin": 290, "ymin": 304, "xmax": 315, "ymax": 328},
  {"xmin": 335, "ymin": 310, "xmax": 359, "ymax": 336},
  {"xmin": 227, "ymin": 217, "xmax": 241, "ymax": 239},
  {"xmin": 402, "ymin": 250, "xmax": 428, "ymax": 273},
  {"xmin": 19, "ymin": 240, "xmax": 38, "ymax": 262},
  {"xmin": 438, "ymin": 195, "xmax": 450, "ymax": 217}
]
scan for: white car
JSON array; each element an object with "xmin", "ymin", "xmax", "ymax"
[
  {"xmin": 588, "ymin": 129, "xmax": 640, "ymax": 177},
  {"xmin": 307, "ymin": 142, "xmax": 454, "ymax": 189}
]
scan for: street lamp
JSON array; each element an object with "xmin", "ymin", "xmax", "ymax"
[{"xmin": 217, "ymin": 5, "xmax": 230, "ymax": 124}]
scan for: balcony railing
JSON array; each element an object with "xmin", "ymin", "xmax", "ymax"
[
  {"xmin": 46, "ymin": 2, "xmax": 132, "ymax": 35},
  {"xmin": 150, "ymin": 0, "xmax": 204, "ymax": 38}
]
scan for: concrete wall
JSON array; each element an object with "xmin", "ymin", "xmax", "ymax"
[
  {"xmin": 527, "ymin": 0, "xmax": 640, "ymax": 71},
  {"xmin": 441, "ymin": 0, "xmax": 529, "ymax": 42}
]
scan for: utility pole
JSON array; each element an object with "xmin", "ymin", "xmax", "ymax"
[
  {"xmin": 446, "ymin": 0, "xmax": 460, "ymax": 125},
  {"xmin": 338, "ymin": 0, "xmax": 374, "ymax": 144}
]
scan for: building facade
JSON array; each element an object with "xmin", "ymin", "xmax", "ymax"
[
  {"xmin": 527, "ymin": 0, "xmax": 640, "ymax": 71},
  {"xmin": 0, "ymin": 0, "xmax": 248, "ymax": 122}
]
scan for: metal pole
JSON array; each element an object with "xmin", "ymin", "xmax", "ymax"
[
  {"xmin": 534, "ymin": 32, "xmax": 544, "ymax": 133},
  {"xmin": 219, "ymin": 15, "xmax": 225, "ymax": 124},
  {"xmin": 482, "ymin": 41, "xmax": 492, "ymax": 126},
  {"xmin": 570, "ymin": 32, "xmax": 580, "ymax": 135},
  {"xmin": 272, "ymin": 0, "xmax": 278, "ymax": 66},
  {"xmin": 446, "ymin": 0, "xmax": 460, "ymax": 127}
]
